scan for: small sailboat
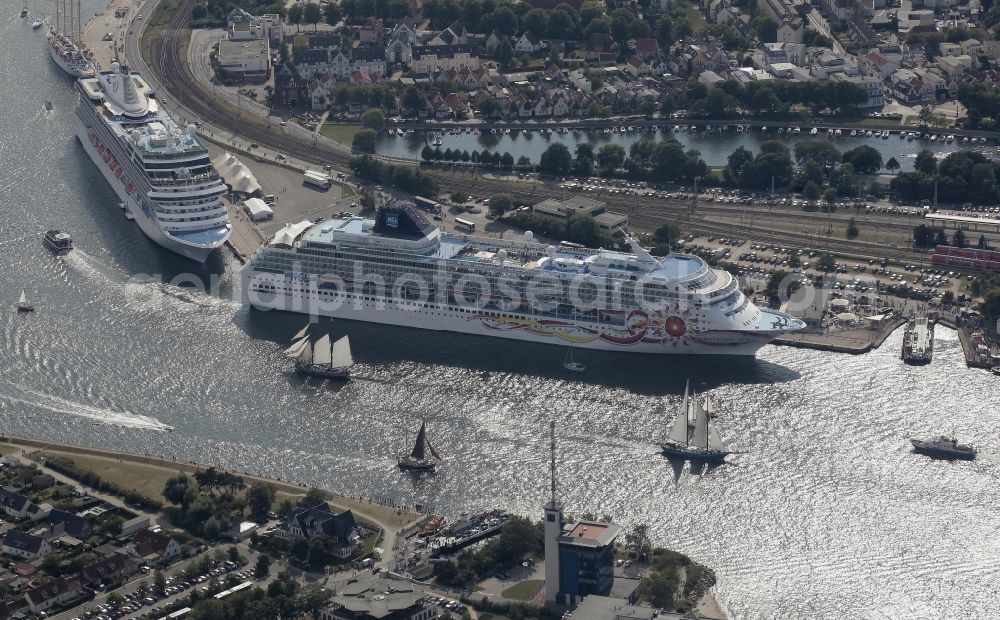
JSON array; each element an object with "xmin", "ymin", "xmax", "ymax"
[
  {"xmin": 16, "ymin": 290, "xmax": 34, "ymax": 313},
  {"xmin": 562, "ymin": 348, "xmax": 585, "ymax": 372},
  {"xmin": 398, "ymin": 421, "xmax": 441, "ymax": 471},
  {"xmin": 660, "ymin": 382, "xmax": 728, "ymax": 463},
  {"xmin": 285, "ymin": 323, "xmax": 353, "ymax": 380}
]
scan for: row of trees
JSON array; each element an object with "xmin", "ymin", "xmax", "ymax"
[
  {"xmin": 704, "ymin": 81, "xmax": 870, "ymax": 117},
  {"xmin": 913, "ymin": 225, "xmax": 989, "ymax": 250},
  {"xmin": 350, "ymin": 155, "xmax": 441, "ymax": 196},
  {"xmin": 538, "ymin": 138, "xmax": 706, "ymax": 183},
  {"xmin": 891, "ymin": 150, "xmax": 1000, "ymax": 204},
  {"xmin": 420, "ymin": 145, "xmax": 524, "ymax": 170}
]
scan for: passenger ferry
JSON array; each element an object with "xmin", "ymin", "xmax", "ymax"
[
  {"xmin": 74, "ymin": 62, "xmax": 231, "ymax": 261},
  {"xmin": 242, "ymin": 204, "xmax": 804, "ymax": 355}
]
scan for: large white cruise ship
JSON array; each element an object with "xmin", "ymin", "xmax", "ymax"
[
  {"xmin": 74, "ymin": 62, "xmax": 231, "ymax": 262},
  {"xmin": 241, "ymin": 204, "xmax": 805, "ymax": 355}
]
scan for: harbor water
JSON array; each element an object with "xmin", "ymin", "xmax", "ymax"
[{"xmin": 4, "ymin": 12, "xmax": 1000, "ymax": 620}]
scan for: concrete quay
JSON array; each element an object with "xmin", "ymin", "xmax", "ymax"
[
  {"xmin": 81, "ymin": 0, "xmax": 141, "ymax": 70},
  {"xmin": 773, "ymin": 318, "xmax": 907, "ymax": 354}
]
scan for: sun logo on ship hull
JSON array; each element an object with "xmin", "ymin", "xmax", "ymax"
[{"xmin": 664, "ymin": 316, "xmax": 686, "ymax": 338}]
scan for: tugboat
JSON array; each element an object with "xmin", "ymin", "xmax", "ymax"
[
  {"xmin": 901, "ymin": 317, "xmax": 933, "ymax": 365},
  {"xmin": 284, "ymin": 323, "xmax": 353, "ymax": 380},
  {"xmin": 910, "ymin": 436, "xmax": 977, "ymax": 460},
  {"xmin": 660, "ymin": 382, "xmax": 729, "ymax": 463},
  {"xmin": 42, "ymin": 230, "xmax": 73, "ymax": 254},
  {"xmin": 398, "ymin": 421, "xmax": 441, "ymax": 471}
]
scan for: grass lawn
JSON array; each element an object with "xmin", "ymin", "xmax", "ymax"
[
  {"xmin": 321, "ymin": 123, "xmax": 363, "ymax": 146},
  {"xmin": 328, "ymin": 496, "xmax": 419, "ymax": 530},
  {"xmin": 501, "ymin": 579, "xmax": 544, "ymax": 601},
  {"xmin": 38, "ymin": 451, "xmax": 176, "ymax": 500}
]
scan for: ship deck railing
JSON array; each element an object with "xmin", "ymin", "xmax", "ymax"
[{"xmin": 149, "ymin": 173, "xmax": 221, "ymax": 187}]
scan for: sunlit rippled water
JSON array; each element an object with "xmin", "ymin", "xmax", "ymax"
[{"xmin": 2, "ymin": 13, "xmax": 1000, "ymax": 619}]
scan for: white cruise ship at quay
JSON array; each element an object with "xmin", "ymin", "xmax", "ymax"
[
  {"xmin": 242, "ymin": 204, "xmax": 804, "ymax": 355},
  {"xmin": 74, "ymin": 63, "xmax": 231, "ymax": 262}
]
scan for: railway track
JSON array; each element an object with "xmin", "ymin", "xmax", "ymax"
[
  {"xmin": 425, "ymin": 171, "xmax": 925, "ymax": 261},
  {"xmin": 146, "ymin": 5, "xmax": 929, "ymax": 264}
]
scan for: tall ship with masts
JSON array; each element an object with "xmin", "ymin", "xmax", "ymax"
[
  {"xmin": 661, "ymin": 382, "xmax": 729, "ymax": 462},
  {"xmin": 241, "ymin": 204, "xmax": 804, "ymax": 355},
  {"xmin": 284, "ymin": 323, "xmax": 353, "ymax": 379},
  {"xmin": 47, "ymin": 0, "xmax": 95, "ymax": 78}
]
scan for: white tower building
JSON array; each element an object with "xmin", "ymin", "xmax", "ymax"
[{"xmin": 544, "ymin": 420, "xmax": 564, "ymax": 605}]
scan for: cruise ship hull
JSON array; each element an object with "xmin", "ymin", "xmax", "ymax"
[
  {"xmin": 244, "ymin": 287, "xmax": 791, "ymax": 356},
  {"xmin": 74, "ymin": 117, "xmax": 218, "ymax": 263}
]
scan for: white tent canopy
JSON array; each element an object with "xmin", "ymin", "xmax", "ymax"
[
  {"xmin": 269, "ymin": 220, "xmax": 314, "ymax": 247},
  {"xmin": 242, "ymin": 197, "xmax": 273, "ymax": 221},
  {"xmin": 213, "ymin": 151, "xmax": 261, "ymax": 195},
  {"xmin": 836, "ymin": 312, "xmax": 860, "ymax": 322},
  {"xmin": 829, "ymin": 298, "xmax": 850, "ymax": 309}
]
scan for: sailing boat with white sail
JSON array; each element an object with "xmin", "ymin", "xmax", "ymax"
[
  {"xmin": 16, "ymin": 290, "xmax": 34, "ymax": 313},
  {"xmin": 660, "ymin": 381, "xmax": 728, "ymax": 462},
  {"xmin": 284, "ymin": 323, "xmax": 352, "ymax": 380},
  {"xmin": 563, "ymin": 347, "xmax": 585, "ymax": 372},
  {"xmin": 398, "ymin": 421, "xmax": 441, "ymax": 471}
]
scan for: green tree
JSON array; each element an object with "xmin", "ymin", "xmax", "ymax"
[
  {"xmin": 163, "ymin": 473, "xmax": 199, "ymax": 509},
  {"xmin": 522, "ymin": 8, "xmax": 548, "ymax": 37},
  {"xmin": 325, "ymin": 2, "xmax": 343, "ymax": 26},
  {"xmin": 246, "ymin": 483, "xmax": 276, "ymax": 520},
  {"xmin": 574, "ymin": 143, "xmax": 594, "ymax": 176},
  {"xmin": 402, "ymin": 86, "xmax": 427, "ymax": 113},
  {"xmin": 303, "ymin": 2, "xmax": 322, "ymax": 29},
  {"xmin": 823, "ymin": 187, "xmax": 838, "ymax": 205},
  {"xmin": 625, "ymin": 523, "xmax": 652, "ymax": 561},
  {"xmin": 154, "ymin": 569, "xmax": 167, "ymax": 593},
  {"xmin": 255, "ymin": 554, "xmax": 272, "ymax": 579},
  {"xmin": 979, "ymin": 234, "xmax": 989, "ymax": 249},
  {"xmin": 803, "ymin": 180, "xmax": 821, "ymax": 202},
  {"xmin": 817, "ymin": 253, "xmax": 836, "ymax": 272},
  {"xmin": 846, "ymin": 217, "xmax": 859, "ymax": 240},
  {"xmin": 361, "ymin": 108, "xmax": 385, "ymax": 131},
  {"xmin": 885, "ymin": 157, "xmax": 901, "ymax": 172},
  {"xmin": 953, "ymin": 229, "xmax": 968, "ymax": 248},
  {"xmin": 492, "ymin": 6, "xmax": 518, "ymax": 35},
  {"xmin": 540, "ymin": 143, "xmax": 573, "ymax": 175},
  {"xmin": 655, "ymin": 17, "xmax": 673, "ymax": 50},
  {"xmin": 918, "ymin": 104, "xmax": 933, "ymax": 126},
  {"xmin": 287, "ymin": 4, "xmax": 303, "ymax": 30},
  {"xmin": 841, "ymin": 145, "xmax": 883, "ymax": 174},
  {"xmin": 934, "ymin": 229, "xmax": 948, "ymax": 246},
  {"xmin": 597, "ymin": 144, "xmax": 625, "ymax": 174},
  {"xmin": 915, "ymin": 149, "xmax": 937, "ymax": 175},
  {"xmin": 637, "ymin": 567, "xmax": 677, "ymax": 608},
  {"xmin": 794, "ymin": 140, "xmax": 841, "ymax": 166},
  {"xmin": 352, "ymin": 128, "xmax": 377, "ymax": 154},
  {"xmin": 489, "ymin": 195, "xmax": 514, "ymax": 217},
  {"xmin": 497, "ymin": 39, "xmax": 514, "ymax": 67}
]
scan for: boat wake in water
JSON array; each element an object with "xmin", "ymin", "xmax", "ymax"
[{"xmin": 0, "ymin": 381, "xmax": 173, "ymax": 432}]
